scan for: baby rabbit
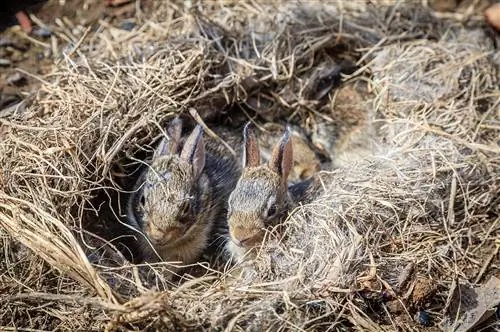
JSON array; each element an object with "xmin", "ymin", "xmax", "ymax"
[
  {"xmin": 225, "ymin": 123, "xmax": 295, "ymax": 263},
  {"xmin": 254, "ymin": 123, "xmax": 322, "ymax": 183},
  {"xmin": 127, "ymin": 118, "xmax": 240, "ymax": 269}
]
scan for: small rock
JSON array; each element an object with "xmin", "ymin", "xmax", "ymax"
[
  {"xmin": 387, "ymin": 300, "xmax": 405, "ymax": 314},
  {"xmin": 485, "ymin": 3, "xmax": 500, "ymax": 31},
  {"xmin": 120, "ymin": 21, "xmax": 136, "ymax": 31},
  {"xmin": 442, "ymin": 276, "xmax": 500, "ymax": 332},
  {"xmin": 416, "ymin": 310, "xmax": 431, "ymax": 326},
  {"xmin": 411, "ymin": 277, "xmax": 438, "ymax": 305},
  {"xmin": 0, "ymin": 59, "xmax": 11, "ymax": 67}
]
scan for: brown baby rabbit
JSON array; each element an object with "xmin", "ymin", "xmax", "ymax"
[
  {"xmin": 255, "ymin": 123, "xmax": 322, "ymax": 183},
  {"xmin": 127, "ymin": 118, "xmax": 240, "ymax": 270},
  {"xmin": 225, "ymin": 122, "xmax": 295, "ymax": 262}
]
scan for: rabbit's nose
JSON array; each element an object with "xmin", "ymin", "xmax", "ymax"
[
  {"xmin": 162, "ymin": 227, "xmax": 184, "ymax": 242},
  {"xmin": 147, "ymin": 223, "xmax": 184, "ymax": 244},
  {"xmin": 235, "ymin": 231, "xmax": 263, "ymax": 248}
]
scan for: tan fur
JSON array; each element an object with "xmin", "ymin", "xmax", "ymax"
[
  {"xmin": 226, "ymin": 125, "xmax": 293, "ymax": 263},
  {"xmin": 310, "ymin": 80, "xmax": 375, "ymax": 167},
  {"xmin": 139, "ymin": 155, "xmax": 213, "ymax": 266},
  {"xmin": 244, "ymin": 124, "xmax": 261, "ymax": 167},
  {"xmin": 225, "ymin": 239, "xmax": 252, "ymax": 264},
  {"xmin": 257, "ymin": 125, "xmax": 321, "ymax": 182},
  {"xmin": 128, "ymin": 121, "xmax": 240, "ymax": 275}
]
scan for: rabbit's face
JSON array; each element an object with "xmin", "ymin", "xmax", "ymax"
[
  {"xmin": 138, "ymin": 156, "xmax": 201, "ymax": 247},
  {"xmin": 134, "ymin": 122, "xmax": 207, "ymax": 252},
  {"xmin": 227, "ymin": 166, "xmax": 288, "ymax": 249},
  {"xmin": 226, "ymin": 123, "xmax": 293, "ymax": 256}
]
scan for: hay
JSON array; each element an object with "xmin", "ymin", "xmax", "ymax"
[{"xmin": 1, "ymin": 1, "xmax": 499, "ymax": 330}]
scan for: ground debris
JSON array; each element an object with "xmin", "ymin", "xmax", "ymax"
[
  {"xmin": 442, "ymin": 276, "xmax": 500, "ymax": 332},
  {"xmin": 0, "ymin": 0, "xmax": 498, "ymax": 330}
]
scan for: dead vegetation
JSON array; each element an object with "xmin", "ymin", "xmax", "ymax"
[{"xmin": 0, "ymin": 1, "xmax": 499, "ymax": 331}]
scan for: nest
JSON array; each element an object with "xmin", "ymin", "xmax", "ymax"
[{"xmin": 1, "ymin": 1, "xmax": 499, "ymax": 330}]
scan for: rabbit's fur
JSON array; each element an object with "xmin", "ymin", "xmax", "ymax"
[
  {"xmin": 127, "ymin": 118, "xmax": 239, "ymax": 268},
  {"xmin": 254, "ymin": 123, "xmax": 322, "ymax": 183},
  {"xmin": 225, "ymin": 123, "xmax": 295, "ymax": 263}
]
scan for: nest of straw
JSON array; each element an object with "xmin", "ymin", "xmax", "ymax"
[{"xmin": 1, "ymin": 1, "xmax": 498, "ymax": 330}]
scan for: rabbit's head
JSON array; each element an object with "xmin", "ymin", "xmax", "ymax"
[
  {"xmin": 227, "ymin": 123, "xmax": 293, "ymax": 253},
  {"xmin": 136, "ymin": 119, "xmax": 209, "ymax": 252}
]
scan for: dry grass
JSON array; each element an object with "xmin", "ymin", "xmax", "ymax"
[{"xmin": 0, "ymin": 0, "xmax": 499, "ymax": 330}]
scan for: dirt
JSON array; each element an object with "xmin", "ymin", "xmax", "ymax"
[
  {"xmin": 0, "ymin": 0, "xmax": 155, "ymax": 117},
  {"xmin": 411, "ymin": 277, "xmax": 438, "ymax": 305},
  {"xmin": 1, "ymin": 0, "xmax": 496, "ymax": 119}
]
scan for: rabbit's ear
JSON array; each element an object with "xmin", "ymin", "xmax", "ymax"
[
  {"xmin": 180, "ymin": 125, "xmax": 205, "ymax": 179},
  {"xmin": 154, "ymin": 137, "xmax": 169, "ymax": 159},
  {"xmin": 166, "ymin": 117, "xmax": 183, "ymax": 154},
  {"xmin": 269, "ymin": 126, "xmax": 293, "ymax": 183},
  {"xmin": 154, "ymin": 118, "xmax": 183, "ymax": 158},
  {"xmin": 243, "ymin": 122, "xmax": 260, "ymax": 168}
]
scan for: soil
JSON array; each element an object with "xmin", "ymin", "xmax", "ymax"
[
  {"xmin": 1, "ymin": 0, "xmax": 496, "ymax": 118},
  {"xmin": 0, "ymin": 0, "xmax": 155, "ymax": 117}
]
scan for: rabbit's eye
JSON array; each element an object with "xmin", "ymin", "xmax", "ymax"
[
  {"xmin": 139, "ymin": 195, "xmax": 146, "ymax": 207},
  {"xmin": 267, "ymin": 204, "xmax": 277, "ymax": 218}
]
